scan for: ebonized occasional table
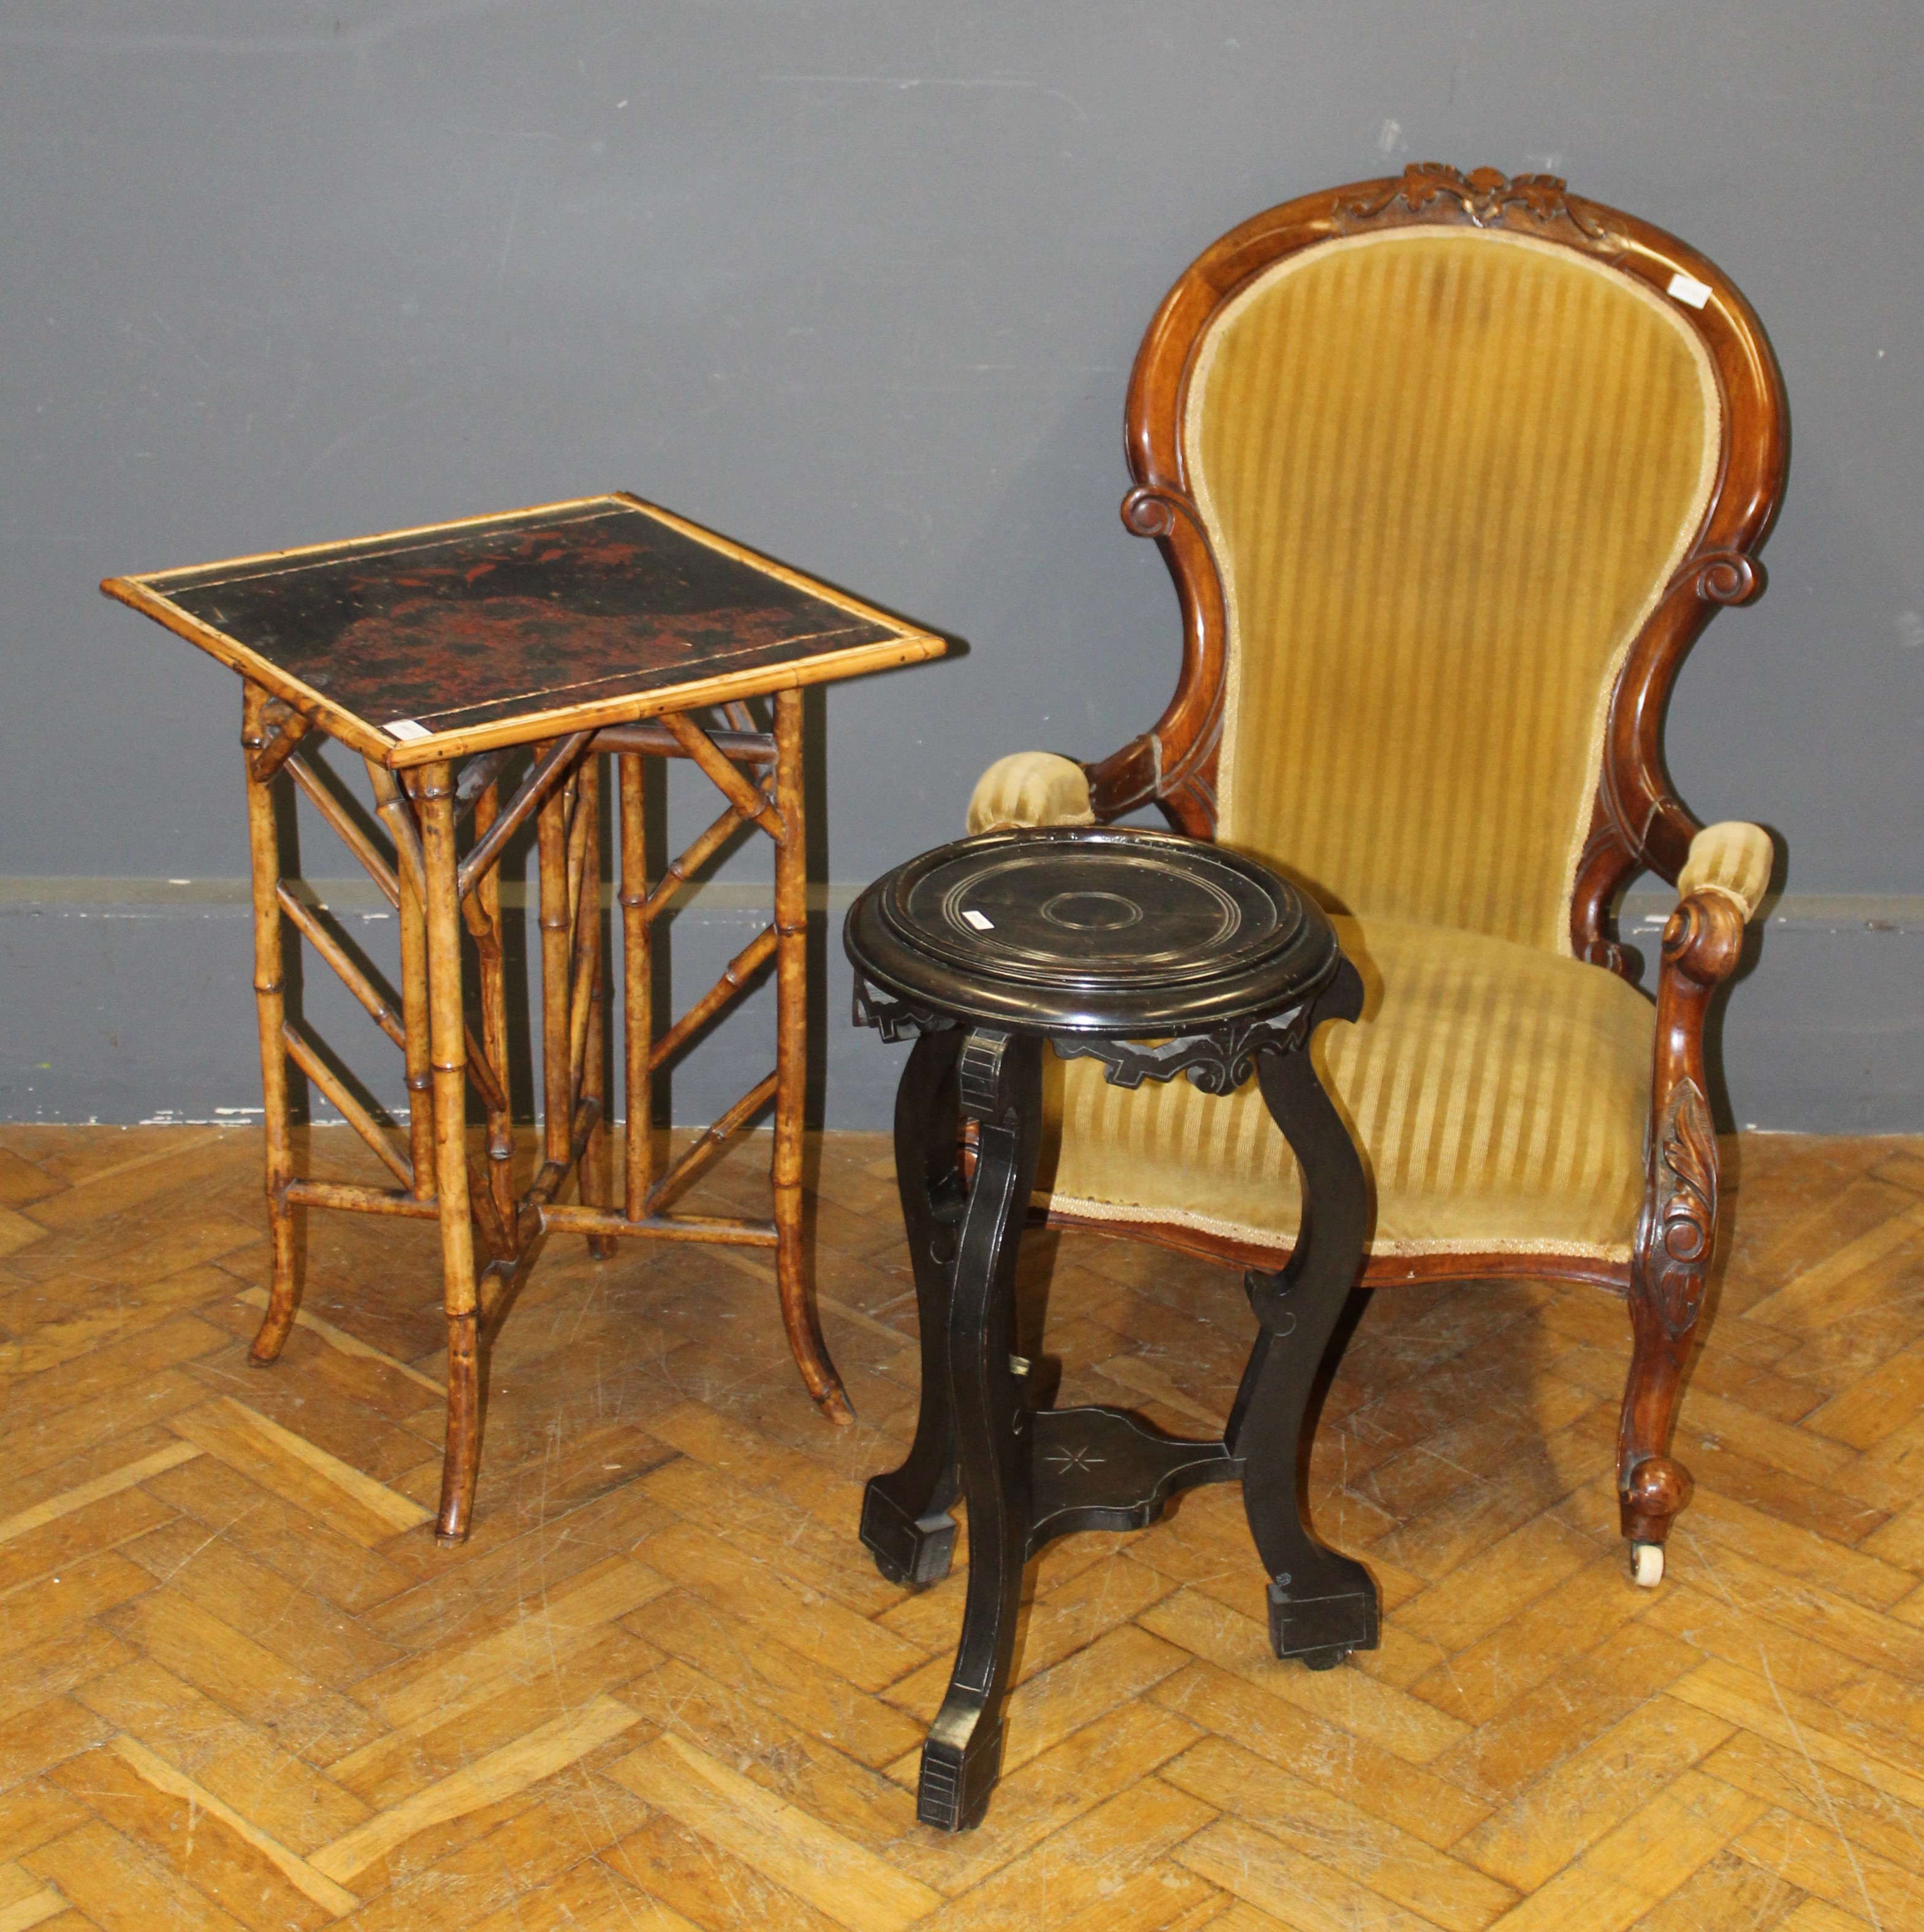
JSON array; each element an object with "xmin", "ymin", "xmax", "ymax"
[
  {"xmin": 846, "ymin": 826, "xmax": 1380, "ymax": 1831},
  {"xmin": 104, "ymin": 493, "xmax": 943, "ymax": 1541}
]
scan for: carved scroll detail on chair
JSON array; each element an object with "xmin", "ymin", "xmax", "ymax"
[
  {"xmin": 1648, "ymin": 1075, "xmax": 1717, "ymax": 1341},
  {"xmin": 1052, "ymin": 1005, "xmax": 1309, "ymax": 1094},
  {"xmin": 1094, "ymin": 486, "xmax": 1231, "ymax": 833},
  {"xmin": 1687, "ymin": 549, "xmax": 1767, "ymax": 606},
  {"xmin": 1339, "ymin": 163, "xmax": 1614, "ymax": 244}
]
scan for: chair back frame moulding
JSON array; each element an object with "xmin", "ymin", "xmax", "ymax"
[{"xmin": 1090, "ymin": 162, "xmax": 1788, "ymax": 981}]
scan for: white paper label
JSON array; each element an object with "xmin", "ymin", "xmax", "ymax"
[
  {"xmin": 962, "ymin": 908, "xmax": 994, "ymax": 931},
  {"xmin": 386, "ymin": 718, "xmax": 433, "ymax": 742},
  {"xmin": 1666, "ymin": 271, "xmax": 1712, "ymax": 310}
]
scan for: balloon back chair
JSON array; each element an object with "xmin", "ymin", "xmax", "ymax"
[{"xmin": 968, "ymin": 164, "xmax": 1785, "ymax": 1586}]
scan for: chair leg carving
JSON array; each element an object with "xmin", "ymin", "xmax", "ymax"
[{"xmin": 1618, "ymin": 892, "xmax": 1744, "ymax": 1583}]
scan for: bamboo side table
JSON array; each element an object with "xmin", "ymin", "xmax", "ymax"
[{"xmin": 104, "ymin": 493, "xmax": 944, "ymax": 1542}]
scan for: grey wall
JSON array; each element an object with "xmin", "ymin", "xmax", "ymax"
[{"xmin": 2, "ymin": 0, "xmax": 1919, "ymax": 1131}]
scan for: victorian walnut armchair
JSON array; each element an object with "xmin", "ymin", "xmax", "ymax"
[{"xmin": 968, "ymin": 165, "xmax": 1784, "ymax": 1586}]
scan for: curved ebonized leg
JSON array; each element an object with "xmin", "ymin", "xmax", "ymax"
[
  {"xmin": 1233, "ymin": 963, "xmax": 1379, "ymax": 1668},
  {"xmin": 861, "ymin": 1027, "xmax": 966, "ymax": 1587},
  {"xmin": 918, "ymin": 1028, "xmax": 1043, "ymax": 1833}
]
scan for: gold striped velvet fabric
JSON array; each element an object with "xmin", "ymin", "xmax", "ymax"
[
  {"xmin": 1192, "ymin": 228, "xmax": 1721, "ymax": 952},
  {"xmin": 1679, "ymin": 820, "xmax": 1774, "ymax": 922},
  {"xmin": 1040, "ymin": 915, "xmax": 1653, "ymax": 1258}
]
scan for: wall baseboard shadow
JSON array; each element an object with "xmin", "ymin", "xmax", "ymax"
[{"xmin": 2, "ymin": 881, "xmax": 1918, "ymax": 1132}]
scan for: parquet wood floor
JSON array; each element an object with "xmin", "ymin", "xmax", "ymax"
[{"xmin": 1, "ymin": 1124, "xmax": 1921, "ymax": 1931}]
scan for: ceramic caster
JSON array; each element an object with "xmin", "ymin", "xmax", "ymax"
[{"xmin": 1630, "ymin": 1541, "xmax": 1665, "ymax": 1588}]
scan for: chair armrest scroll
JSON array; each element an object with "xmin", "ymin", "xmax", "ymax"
[
  {"xmin": 1676, "ymin": 821, "xmax": 1773, "ymax": 924},
  {"xmin": 966, "ymin": 753, "xmax": 1096, "ymax": 835}
]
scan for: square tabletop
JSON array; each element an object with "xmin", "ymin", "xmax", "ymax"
[{"xmin": 103, "ymin": 493, "xmax": 945, "ymax": 767}]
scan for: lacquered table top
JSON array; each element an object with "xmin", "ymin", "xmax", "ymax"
[{"xmin": 104, "ymin": 493, "xmax": 943, "ymax": 767}]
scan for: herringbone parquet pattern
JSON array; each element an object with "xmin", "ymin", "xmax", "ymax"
[{"xmin": 1, "ymin": 1124, "xmax": 1921, "ymax": 1931}]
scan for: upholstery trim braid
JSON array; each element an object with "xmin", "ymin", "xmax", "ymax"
[
  {"xmin": 1187, "ymin": 227, "xmax": 1722, "ymax": 954},
  {"xmin": 1678, "ymin": 820, "xmax": 1774, "ymax": 922},
  {"xmin": 1033, "ymin": 915, "xmax": 1654, "ymax": 1260}
]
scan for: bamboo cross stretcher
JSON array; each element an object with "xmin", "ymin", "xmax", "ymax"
[{"xmin": 104, "ymin": 493, "xmax": 945, "ymax": 1541}]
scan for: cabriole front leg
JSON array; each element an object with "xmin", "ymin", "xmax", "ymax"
[
  {"xmin": 1619, "ymin": 892, "xmax": 1744, "ymax": 1585},
  {"xmin": 861, "ymin": 1027, "xmax": 965, "ymax": 1588},
  {"xmin": 1235, "ymin": 965, "xmax": 1378, "ymax": 1668},
  {"xmin": 918, "ymin": 1028, "xmax": 1043, "ymax": 1833}
]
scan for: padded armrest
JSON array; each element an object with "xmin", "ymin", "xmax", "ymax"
[
  {"xmin": 966, "ymin": 752, "xmax": 1095, "ymax": 835},
  {"xmin": 1676, "ymin": 821, "xmax": 1774, "ymax": 924}
]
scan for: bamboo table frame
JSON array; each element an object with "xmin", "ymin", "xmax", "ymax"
[{"xmin": 104, "ymin": 494, "xmax": 945, "ymax": 1542}]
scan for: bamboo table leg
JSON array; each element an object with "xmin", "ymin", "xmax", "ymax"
[
  {"xmin": 574, "ymin": 755, "xmax": 617, "ymax": 1257},
  {"xmin": 418, "ymin": 760, "xmax": 483, "ymax": 1545},
  {"xmin": 241, "ymin": 708, "xmax": 850, "ymax": 1542},
  {"xmin": 241, "ymin": 682, "xmax": 300, "ymax": 1366},
  {"xmin": 619, "ymin": 752, "xmax": 653, "ymax": 1219},
  {"xmin": 472, "ymin": 780, "xmax": 515, "ymax": 1234},
  {"xmin": 399, "ymin": 859, "xmax": 437, "ymax": 1209},
  {"xmin": 773, "ymin": 688, "xmax": 853, "ymax": 1424},
  {"xmin": 538, "ymin": 753, "xmax": 574, "ymax": 1195}
]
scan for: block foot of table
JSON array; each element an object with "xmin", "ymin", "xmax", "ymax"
[
  {"xmin": 1267, "ymin": 1580, "xmax": 1380, "ymax": 1666},
  {"xmin": 918, "ymin": 1708, "xmax": 1003, "ymax": 1833},
  {"xmin": 860, "ymin": 1485, "xmax": 957, "ymax": 1588}
]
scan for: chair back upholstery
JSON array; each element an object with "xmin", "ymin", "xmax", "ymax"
[{"xmin": 1092, "ymin": 167, "xmax": 1786, "ymax": 964}]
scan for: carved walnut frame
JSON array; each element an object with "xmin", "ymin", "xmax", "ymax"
[{"xmin": 1049, "ymin": 164, "xmax": 1789, "ymax": 1561}]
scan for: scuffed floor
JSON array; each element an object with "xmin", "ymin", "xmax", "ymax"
[{"xmin": 0, "ymin": 1124, "xmax": 1921, "ymax": 1929}]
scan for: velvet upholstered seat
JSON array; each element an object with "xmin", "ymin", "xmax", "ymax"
[
  {"xmin": 968, "ymin": 166, "xmax": 1787, "ymax": 1584},
  {"xmin": 1040, "ymin": 917, "xmax": 1653, "ymax": 1261}
]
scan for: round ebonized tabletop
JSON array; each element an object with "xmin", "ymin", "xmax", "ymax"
[{"xmin": 845, "ymin": 826, "xmax": 1340, "ymax": 1036}]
